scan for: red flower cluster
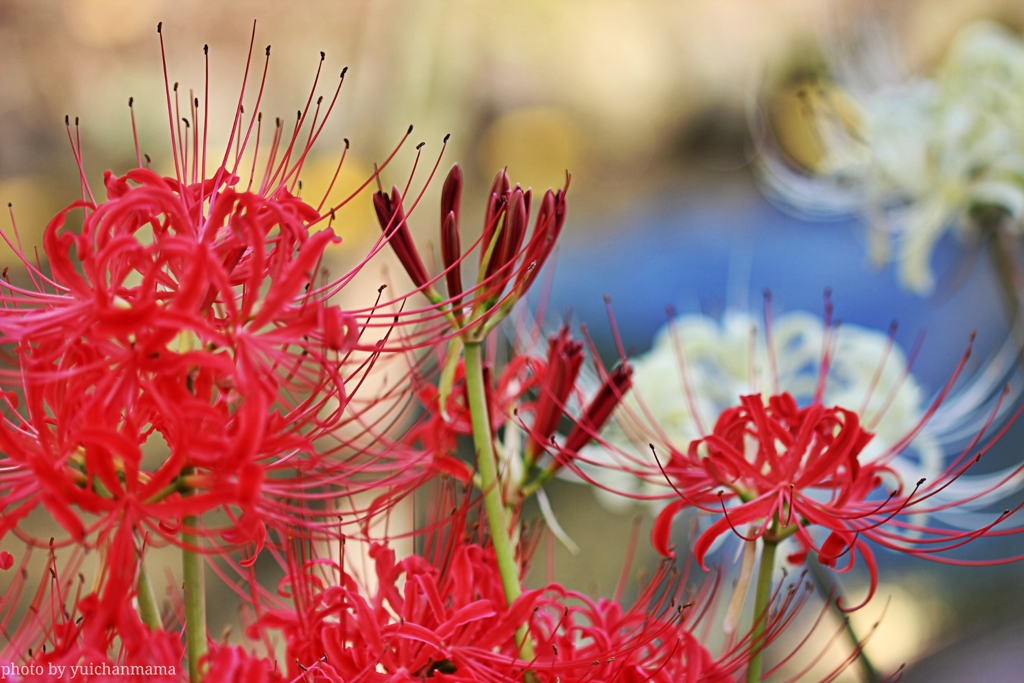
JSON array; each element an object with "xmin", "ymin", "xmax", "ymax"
[
  {"xmin": 247, "ymin": 515, "xmax": 799, "ymax": 683},
  {"xmin": 0, "ymin": 25, "xmax": 459, "ymax": 663}
]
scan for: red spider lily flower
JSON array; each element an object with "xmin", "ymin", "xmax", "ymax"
[
  {"xmin": 0, "ymin": 25, "xmax": 457, "ymax": 587},
  {"xmin": 648, "ymin": 339, "xmax": 1024, "ymax": 609},
  {"xmin": 245, "ymin": 503, "xmax": 819, "ymax": 683},
  {"xmin": 522, "ymin": 570, "xmax": 733, "ymax": 683},
  {"xmin": 253, "ymin": 539, "xmax": 535, "ymax": 681}
]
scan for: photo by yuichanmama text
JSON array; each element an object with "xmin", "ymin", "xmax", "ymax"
[{"xmin": 1, "ymin": 662, "xmax": 178, "ymax": 678}]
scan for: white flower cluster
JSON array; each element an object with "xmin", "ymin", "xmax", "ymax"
[{"xmin": 763, "ymin": 21, "xmax": 1024, "ymax": 294}]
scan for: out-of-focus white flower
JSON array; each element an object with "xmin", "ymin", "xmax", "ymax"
[
  {"xmin": 762, "ymin": 21, "xmax": 1024, "ymax": 294},
  {"xmin": 578, "ymin": 307, "xmax": 1021, "ymax": 519},
  {"xmin": 582, "ymin": 309, "xmax": 931, "ymax": 505}
]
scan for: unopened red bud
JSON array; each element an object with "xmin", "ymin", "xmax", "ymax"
[
  {"xmin": 487, "ymin": 186, "xmax": 528, "ymax": 282},
  {"xmin": 481, "ymin": 191, "xmax": 506, "ymax": 268},
  {"xmin": 441, "ymin": 163, "xmax": 462, "ymax": 227},
  {"xmin": 373, "ymin": 186, "xmax": 431, "ymax": 289},
  {"xmin": 534, "ymin": 189, "xmax": 557, "ymax": 239},
  {"xmin": 515, "ymin": 188, "xmax": 566, "ymax": 295},
  {"xmin": 504, "ymin": 186, "xmax": 529, "ymax": 266},
  {"xmin": 441, "ymin": 211, "xmax": 464, "ymax": 314},
  {"xmin": 528, "ymin": 326, "xmax": 585, "ymax": 460},
  {"xmin": 552, "ymin": 188, "xmax": 567, "ymax": 238},
  {"xmin": 563, "ymin": 363, "xmax": 632, "ymax": 455},
  {"xmin": 489, "ymin": 167, "xmax": 510, "ymax": 200},
  {"xmin": 481, "ymin": 169, "xmax": 511, "ymax": 266}
]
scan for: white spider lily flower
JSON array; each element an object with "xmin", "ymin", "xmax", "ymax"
[{"xmin": 762, "ymin": 21, "xmax": 1024, "ymax": 294}]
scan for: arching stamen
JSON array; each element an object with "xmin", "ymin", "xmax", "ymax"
[
  {"xmin": 63, "ymin": 116, "xmax": 94, "ymax": 208},
  {"xmin": 246, "ymin": 112, "xmax": 263, "ymax": 192},
  {"xmin": 289, "ymin": 87, "xmax": 325, "ymax": 194},
  {"xmin": 257, "ymin": 117, "xmax": 284, "ymax": 196},
  {"xmin": 665, "ymin": 305, "xmax": 707, "ymax": 438},
  {"xmin": 5, "ymin": 204, "xmax": 44, "ymax": 294},
  {"xmin": 128, "ymin": 97, "xmax": 142, "ymax": 168},
  {"xmin": 173, "ymin": 82, "xmax": 187, "ymax": 184},
  {"xmin": 717, "ymin": 493, "xmax": 764, "ymax": 542},
  {"xmin": 221, "ymin": 24, "xmax": 259, "ymax": 176},
  {"xmin": 204, "ymin": 23, "xmax": 262, "ymax": 231},
  {"xmin": 200, "ymin": 44, "xmax": 209, "ymax": 206},
  {"xmin": 859, "ymin": 320, "xmax": 898, "ymax": 416},
  {"xmin": 235, "ymin": 105, "xmax": 244, "ymax": 165},
  {"xmin": 613, "ymin": 516, "xmax": 643, "ymax": 603},
  {"xmin": 604, "ymin": 295, "xmax": 628, "ymax": 365},
  {"xmin": 181, "ymin": 115, "xmax": 190, "ymax": 182},
  {"xmin": 814, "ymin": 288, "xmax": 834, "ymax": 404},
  {"xmin": 189, "ymin": 91, "xmax": 199, "ymax": 186},
  {"xmin": 763, "ymin": 289, "xmax": 779, "ymax": 395},
  {"xmin": 317, "ymin": 125, "xmax": 413, "ymax": 222},
  {"xmin": 157, "ymin": 22, "xmax": 184, "ymax": 186},
  {"xmin": 649, "ymin": 444, "xmax": 718, "ymax": 513},
  {"xmin": 263, "ymin": 50, "xmax": 327, "ymax": 194},
  {"xmin": 866, "ymin": 328, "xmax": 925, "ymax": 432},
  {"xmin": 316, "ymin": 136, "xmax": 349, "ymax": 213},
  {"xmin": 280, "ymin": 64, "xmax": 350, "ymax": 194}
]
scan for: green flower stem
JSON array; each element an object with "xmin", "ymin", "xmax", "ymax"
[
  {"xmin": 746, "ymin": 538, "xmax": 778, "ymax": 683},
  {"xmin": 182, "ymin": 507, "xmax": 208, "ymax": 681},
  {"xmin": 463, "ymin": 341, "xmax": 535, "ymax": 661},
  {"xmin": 136, "ymin": 559, "xmax": 161, "ymax": 631},
  {"xmin": 519, "ymin": 464, "xmax": 556, "ymax": 499}
]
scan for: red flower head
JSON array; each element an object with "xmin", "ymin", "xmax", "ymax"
[
  {"xmin": 0, "ymin": 25, "xmax": 451, "ymax": 598},
  {"xmin": 253, "ymin": 532, "xmax": 539, "ymax": 681},
  {"xmin": 649, "ymin": 331, "xmax": 1024, "ymax": 610},
  {"xmin": 250, "ymin": 521, "xmax": 823, "ymax": 683}
]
